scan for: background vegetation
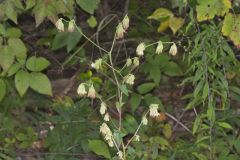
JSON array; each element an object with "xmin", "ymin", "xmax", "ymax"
[{"xmin": 0, "ymin": 0, "xmax": 240, "ymax": 159}]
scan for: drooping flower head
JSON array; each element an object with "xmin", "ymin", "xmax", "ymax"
[
  {"xmin": 149, "ymin": 104, "xmax": 160, "ymax": 117},
  {"xmin": 116, "ymin": 23, "xmax": 125, "ymax": 39},
  {"xmin": 100, "ymin": 102, "xmax": 107, "ymax": 115},
  {"xmin": 124, "ymin": 74, "xmax": 135, "ymax": 85},
  {"xmin": 169, "ymin": 43, "xmax": 177, "ymax": 56},
  {"xmin": 88, "ymin": 84, "xmax": 96, "ymax": 99},
  {"xmin": 122, "ymin": 14, "xmax": 129, "ymax": 30},
  {"xmin": 68, "ymin": 19, "xmax": 75, "ymax": 32},
  {"xmin": 77, "ymin": 83, "xmax": 87, "ymax": 96},
  {"xmin": 136, "ymin": 42, "xmax": 145, "ymax": 56},
  {"xmin": 156, "ymin": 41, "xmax": 163, "ymax": 54},
  {"xmin": 55, "ymin": 18, "xmax": 64, "ymax": 32}
]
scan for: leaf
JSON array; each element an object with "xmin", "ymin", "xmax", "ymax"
[
  {"xmin": 202, "ymin": 82, "xmax": 209, "ymax": 100},
  {"xmin": 26, "ymin": 56, "xmax": 50, "ymax": 71},
  {"xmin": 130, "ymin": 93, "xmax": 142, "ymax": 112},
  {"xmin": 193, "ymin": 116, "xmax": 201, "ymax": 135},
  {"xmin": 149, "ymin": 65, "xmax": 161, "ymax": 84},
  {"xmin": 8, "ymin": 38, "xmax": 27, "ymax": 64},
  {"xmin": 7, "ymin": 63, "xmax": 21, "ymax": 77},
  {"xmin": 169, "ymin": 17, "xmax": 184, "ymax": 34},
  {"xmin": 148, "ymin": 8, "xmax": 173, "ymax": 20},
  {"xmin": 5, "ymin": 2, "xmax": 18, "ymax": 24},
  {"xmin": 0, "ymin": 79, "xmax": 6, "ymax": 102},
  {"xmin": 217, "ymin": 122, "xmax": 233, "ymax": 129},
  {"xmin": 119, "ymin": 84, "xmax": 129, "ymax": 96},
  {"xmin": 123, "ymin": 114, "xmax": 139, "ymax": 133},
  {"xmin": 87, "ymin": 16, "xmax": 98, "ymax": 28},
  {"xmin": 33, "ymin": 2, "xmax": 46, "ymax": 27},
  {"xmin": 0, "ymin": 46, "xmax": 15, "ymax": 71},
  {"xmin": 15, "ymin": 70, "xmax": 30, "ymax": 97},
  {"xmin": 76, "ymin": 0, "xmax": 100, "ymax": 14},
  {"xmin": 196, "ymin": 0, "xmax": 231, "ymax": 21},
  {"xmin": 88, "ymin": 140, "xmax": 111, "ymax": 159},
  {"xmin": 157, "ymin": 20, "xmax": 170, "ymax": 33},
  {"xmin": 6, "ymin": 28, "xmax": 22, "ymax": 38},
  {"xmin": 163, "ymin": 61, "xmax": 183, "ymax": 76},
  {"xmin": 25, "ymin": 0, "xmax": 36, "ymax": 10},
  {"xmin": 137, "ymin": 83, "xmax": 155, "ymax": 94},
  {"xmin": 66, "ymin": 31, "xmax": 82, "ymax": 52},
  {"xmin": 29, "ymin": 72, "xmax": 52, "ymax": 96},
  {"xmin": 222, "ymin": 13, "xmax": 240, "ymax": 46},
  {"xmin": 163, "ymin": 124, "xmax": 172, "ymax": 139}
]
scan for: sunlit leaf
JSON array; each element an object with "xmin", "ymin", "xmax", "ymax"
[
  {"xmin": 148, "ymin": 8, "xmax": 173, "ymax": 20},
  {"xmin": 26, "ymin": 56, "xmax": 50, "ymax": 71},
  {"xmin": 169, "ymin": 17, "xmax": 184, "ymax": 34},
  {"xmin": 15, "ymin": 70, "xmax": 30, "ymax": 97}
]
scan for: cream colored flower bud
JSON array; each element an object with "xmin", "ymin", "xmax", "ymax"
[
  {"xmin": 133, "ymin": 57, "xmax": 139, "ymax": 67},
  {"xmin": 136, "ymin": 42, "xmax": 145, "ymax": 56},
  {"xmin": 104, "ymin": 113, "xmax": 110, "ymax": 122},
  {"xmin": 169, "ymin": 43, "xmax": 177, "ymax": 56},
  {"xmin": 77, "ymin": 83, "xmax": 87, "ymax": 96},
  {"xmin": 122, "ymin": 14, "xmax": 129, "ymax": 30},
  {"xmin": 156, "ymin": 41, "xmax": 163, "ymax": 54},
  {"xmin": 116, "ymin": 23, "xmax": 125, "ymax": 39},
  {"xmin": 126, "ymin": 58, "xmax": 132, "ymax": 67},
  {"xmin": 55, "ymin": 18, "xmax": 64, "ymax": 32},
  {"xmin": 88, "ymin": 84, "xmax": 96, "ymax": 99},
  {"xmin": 124, "ymin": 74, "xmax": 135, "ymax": 85},
  {"xmin": 100, "ymin": 102, "xmax": 107, "ymax": 115},
  {"xmin": 91, "ymin": 58, "xmax": 102, "ymax": 71},
  {"xmin": 117, "ymin": 151, "xmax": 123, "ymax": 159},
  {"xmin": 68, "ymin": 20, "xmax": 75, "ymax": 32},
  {"xmin": 149, "ymin": 104, "xmax": 160, "ymax": 117},
  {"xmin": 135, "ymin": 135, "xmax": 140, "ymax": 141},
  {"xmin": 142, "ymin": 116, "xmax": 148, "ymax": 125}
]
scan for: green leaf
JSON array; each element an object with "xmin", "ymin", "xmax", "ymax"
[
  {"xmin": 15, "ymin": 70, "xmax": 30, "ymax": 97},
  {"xmin": 8, "ymin": 38, "xmax": 27, "ymax": 64},
  {"xmin": 119, "ymin": 84, "xmax": 129, "ymax": 96},
  {"xmin": 149, "ymin": 65, "xmax": 161, "ymax": 84},
  {"xmin": 222, "ymin": 13, "xmax": 240, "ymax": 46},
  {"xmin": 130, "ymin": 93, "xmax": 142, "ymax": 112},
  {"xmin": 26, "ymin": 56, "xmax": 50, "ymax": 71},
  {"xmin": 148, "ymin": 8, "xmax": 173, "ymax": 20},
  {"xmin": 29, "ymin": 72, "xmax": 52, "ymax": 96},
  {"xmin": 202, "ymin": 82, "xmax": 209, "ymax": 100},
  {"xmin": 163, "ymin": 124, "xmax": 172, "ymax": 139},
  {"xmin": 25, "ymin": 0, "xmax": 36, "ymax": 10},
  {"xmin": 193, "ymin": 116, "xmax": 201, "ymax": 135},
  {"xmin": 7, "ymin": 63, "xmax": 21, "ymax": 77},
  {"xmin": 0, "ymin": 79, "xmax": 6, "ymax": 102},
  {"xmin": 33, "ymin": 2, "xmax": 46, "ymax": 27},
  {"xmin": 169, "ymin": 16, "xmax": 184, "ymax": 34},
  {"xmin": 137, "ymin": 83, "xmax": 155, "ymax": 94},
  {"xmin": 66, "ymin": 31, "xmax": 82, "ymax": 52},
  {"xmin": 76, "ymin": 0, "xmax": 100, "ymax": 14},
  {"xmin": 0, "ymin": 46, "xmax": 15, "ymax": 71},
  {"xmin": 217, "ymin": 122, "xmax": 233, "ymax": 130},
  {"xmin": 123, "ymin": 114, "xmax": 139, "ymax": 133},
  {"xmin": 6, "ymin": 28, "xmax": 22, "ymax": 38},
  {"xmin": 5, "ymin": 2, "xmax": 18, "ymax": 24},
  {"xmin": 196, "ymin": 0, "xmax": 231, "ymax": 21},
  {"xmin": 88, "ymin": 140, "xmax": 111, "ymax": 159},
  {"xmin": 87, "ymin": 16, "xmax": 98, "ymax": 28},
  {"xmin": 163, "ymin": 61, "xmax": 183, "ymax": 76}
]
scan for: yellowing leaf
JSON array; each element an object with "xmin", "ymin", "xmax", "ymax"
[
  {"xmin": 148, "ymin": 8, "xmax": 173, "ymax": 20},
  {"xmin": 169, "ymin": 17, "xmax": 184, "ymax": 34},
  {"xmin": 157, "ymin": 20, "xmax": 170, "ymax": 33},
  {"xmin": 163, "ymin": 124, "xmax": 172, "ymax": 139},
  {"xmin": 196, "ymin": 0, "xmax": 231, "ymax": 21},
  {"xmin": 222, "ymin": 13, "xmax": 240, "ymax": 46}
]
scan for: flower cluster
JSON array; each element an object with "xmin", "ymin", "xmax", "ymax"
[
  {"xmin": 116, "ymin": 15, "xmax": 129, "ymax": 39},
  {"xmin": 55, "ymin": 18, "xmax": 75, "ymax": 32},
  {"xmin": 100, "ymin": 123, "xmax": 114, "ymax": 147},
  {"xmin": 77, "ymin": 83, "xmax": 96, "ymax": 99}
]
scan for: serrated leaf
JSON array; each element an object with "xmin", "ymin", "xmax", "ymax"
[
  {"xmin": 29, "ymin": 72, "xmax": 52, "ymax": 96},
  {"xmin": 0, "ymin": 79, "xmax": 6, "ymax": 102},
  {"xmin": 15, "ymin": 70, "xmax": 30, "ymax": 97},
  {"xmin": 137, "ymin": 83, "xmax": 155, "ymax": 94},
  {"xmin": 196, "ymin": 0, "xmax": 231, "ymax": 21},
  {"xmin": 26, "ymin": 56, "xmax": 50, "ymax": 71},
  {"xmin": 222, "ymin": 13, "xmax": 240, "ymax": 46},
  {"xmin": 8, "ymin": 38, "xmax": 27, "ymax": 64},
  {"xmin": 169, "ymin": 17, "xmax": 184, "ymax": 34},
  {"xmin": 88, "ymin": 140, "xmax": 111, "ymax": 159},
  {"xmin": 148, "ymin": 8, "xmax": 173, "ymax": 20},
  {"xmin": 76, "ymin": 0, "xmax": 100, "ymax": 14}
]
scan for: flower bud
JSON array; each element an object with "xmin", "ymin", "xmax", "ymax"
[
  {"xmin": 68, "ymin": 20, "xmax": 75, "ymax": 32},
  {"xmin": 122, "ymin": 14, "xmax": 129, "ymax": 30},
  {"xmin": 100, "ymin": 102, "xmax": 107, "ymax": 115},
  {"xmin": 126, "ymin": 58, "xmax": 132, "ymax": 67},
  {"xmin": 55, "ymin": 18, "xmax": 64, "ymax": 32},
  {"xmin": 156, "ymin": 41, "xmax": 163, "ymax": 54},
  {"xmin": 133, "ymin": 57, "xmax": 139, "ymax": 67},
  {"xmin": 88, "ymin": 84, "xmax": 96, "ymax": 99},
  {"xmin": 104, "ymin": 113, "xmax": 110, "ymax": 122},
  {"xmin": 142, "ymin": 116, "xmax": 148, "ymax": 125},
  {"xmin": 136, "ymin": 42, "xmax": 145, "ymax": 56},
  {"xmin": 169, "ymin": 43, "xmax": 177, "ymax": 56},
  {"xmin": 124, "ymin": 74, "xmax": 135, "ymax": 85},
  {"xmin": 116, "ymin": 23, "xmax": 125, "ymax": 39},
  {"xmin": 77, "ymin": 83, "xmax": 87, "ymax": 96},
  {"xmin": 135, "ymin": 135, "xmax": 140, "ymax": 141}
]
